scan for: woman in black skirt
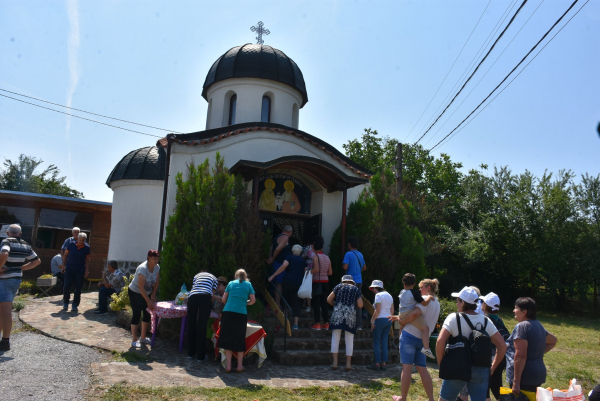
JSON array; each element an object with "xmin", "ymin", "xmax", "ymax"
[{"xmin": 220, "ymin": 269, "xmax": 256, "ymax": 373}]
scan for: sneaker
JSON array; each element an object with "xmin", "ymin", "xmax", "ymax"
[
  {"xmin": 131, "ymin": 341, "xmax": 141, "ymax": 348},
  {"xmin": 197, "ymin": 355, "xmax": 208, "ymax": 362},
  {"xmin": 321, "ymin": 323, "xmax": 329, "ymax": 330},
  {"xmin": 380, "ymin": 365, "xmax": 387, "ymax": 372},
  {"xmin": 310, "ymin": 323, "xmax": 321, "ymax": 330},
  {"xmin": 63, "ymin": 304, "xmax": 69, "ymax": 311},
  {"xmin": 304, "ymin": 307, "xmax": 311, "ymax": 313},
  {"xmin": 421, "ymin": 348, "xmax": 435, "ymax": 359},
  {"xmin": 71, "ymin": 306, "xmax": 78, "ymax": 312},
  {"xmin": 0, "ymin": 341, "xmax": 9, "ymax": 352},
  {"xmin": 187, "ymin": 355, "xmax": 194, "ymax": 359},
  {"xmin": 94, "ymin": 310, "xmax": 108, "ymax": 315},
  {"xmin": 356, "ymin": 327, "xmax": 362, "ymax": 331},
  {"xmin": 366, "ymin": 364, "xmax": 380, "ymax": 371},
  {"xmin": 139, "ymin": 337, "xmax": 152, "ymax": 344},
  {"xmin": 292, "ymin": 325, "xmax": 299, "ymax": 330}
]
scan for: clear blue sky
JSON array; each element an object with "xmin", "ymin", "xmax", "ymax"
[{"xmin": 2, "ymin": 0, "xmax": 599, "ymax": 202}]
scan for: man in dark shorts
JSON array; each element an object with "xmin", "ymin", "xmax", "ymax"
[
  {"xmin": 0, "ymin": 224, "xmax": 40, "ymax": 351},
  {"xmin": 267, "ymin": 225, "xmax": 292, "ymax": 307}
]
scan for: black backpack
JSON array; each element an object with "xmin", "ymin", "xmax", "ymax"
[
  {"xmin": 460, "ymin": 313, "xmax": 493, "ymax": 368},
  {"xmin": 488, "ymin": 314, "xmax": 510, "ymax": 341}
]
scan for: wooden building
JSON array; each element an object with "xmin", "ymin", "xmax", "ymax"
[{"xmin": 0, "ymin": 190, "xmax": 112, "ymax": 279}]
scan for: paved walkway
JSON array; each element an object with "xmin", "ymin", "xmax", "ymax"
[{"xmin": 20, "ymin": 294, "xmax": 439, "ymax": 389}]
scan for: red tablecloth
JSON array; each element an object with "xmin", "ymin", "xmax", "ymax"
[
  {"xmin": 212, "ymin": 319, "xmax": 267, "ymax": 368},
  {"xmin": 148, "ymin": 301, "xmax": 187, "ymax": 333}
]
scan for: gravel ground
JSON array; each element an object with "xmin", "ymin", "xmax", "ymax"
[{"xmin": 0, "ymin": 314, "xmax": 103, "ymax": 401}]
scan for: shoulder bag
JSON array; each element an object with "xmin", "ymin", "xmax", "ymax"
[{"xmin": 439, "ymin": 312, "xmax": 472, "ymax": 381}]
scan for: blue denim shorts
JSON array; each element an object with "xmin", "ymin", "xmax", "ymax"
[
  {"xmin": 272, "ymin": 262, "xmax": 286, "ymax": 284},
  {"xmin": 399, "ymin": 330, "xmax": 426, "ymax": 367},
  {"xmin": 0, "ymin": 278, "xmax": 21, "ymax": 302},
  {"xmin": 439, "ymin": 366, "xmax": 491, "ymax": 401}
]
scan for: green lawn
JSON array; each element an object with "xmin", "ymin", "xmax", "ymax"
[{"xmin": 98, "ymin": 311, "xmax": 600, "ymax": 401}]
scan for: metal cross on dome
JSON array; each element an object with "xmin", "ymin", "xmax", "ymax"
[{"xmin": 250, "ymin": 21, "xmax": 270, "ymax": 45}]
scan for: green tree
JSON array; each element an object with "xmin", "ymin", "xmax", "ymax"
[
  {"xmin": 342, "ymin": 128, "xmax": 398, "ymax": 174},
  {"xmin": 160, "ymin": 153, "xmax": 268, "ymax": 299},
  {"xmin": 0, "ymin": 154, "xmax": 83, "ymax": 198},
  {"xmin": 329, "ymin": 168, "xmax": 425, "ymax": 297}
]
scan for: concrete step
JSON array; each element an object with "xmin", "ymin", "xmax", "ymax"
[
  {"xmin": 272, "ymin": 348, "xmax": 399, "ymax": 366},
  {"xmin": 269, "ymin": 326, "xmax": 381, "ymax": 339},
  {"xmin": 272, "ymin": 336, "xmax": 394, "ymax": 351}
]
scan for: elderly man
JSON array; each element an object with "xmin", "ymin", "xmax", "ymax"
[
  {"xmin": 62, "ymin": 232, "xmax": 90, "ymax": 312},
  {"xmin": 0, "ymin": 224, "xmax": 41, "ymax": 351},
  {"xmin": 266, "ymin": 225, "xmax": 293, "ymax": 307},
  {"xmin": 94, "ymin": 260, "xmax": 124, "ymax": 315},
  {"xmin": 61, "ymin": 227, "xmax": 81, "ymax": 258}
]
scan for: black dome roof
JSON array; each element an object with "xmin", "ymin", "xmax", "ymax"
[
  {"xmin": 202, "ymin": 44, "xmax": 308, "ymax": 107},
  {"xmin": 106, "ymin": 146, "xmax": 166, "ymax": 187}
]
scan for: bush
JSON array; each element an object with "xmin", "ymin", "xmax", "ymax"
[
  {"xmin": 38, "ymin": 274, "xmax": 53, "ymax": 279},
  {"xmin": 110, "ymin": 275, "xmax": 133, "ymax": 312},
  {"xmin": 19, "ymin": 280, "xmax": 34, "ymax": 290},
  {"xmin": 247, "ymin": 299, "xmax": 265, "ymax": 323},
  {"xmin": 160, "ymin": 153, "xmax": 268, "ymax": 300},
  {"xmin": 435, "ymin": 297, "xmax": 455, "ymax": 333}
]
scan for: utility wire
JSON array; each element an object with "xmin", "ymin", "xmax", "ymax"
[
  {"xmin": 429, "ymin": 0, "xmax": 587, "ymax": 151},
  {"xmin": 423, "ymin": 0, "xmax": 546, "ymax": 147},
  {"xmin": 414, "ymin": 0, "xmax": 529, "ymax": 145},
  {"xmin": 0, "ymin": 88, "xmax": 185, "ymax": 134},
  {"xmin": 413, "ymin": 0, "xmax": 519, "ymax": 143},
  {"xmin": 402, "ymin": 0, "xmax": 492, "ymax": 143},
  {"xmin": 0, "ymin": 93, "xmax": 163, "ymax": 139}
]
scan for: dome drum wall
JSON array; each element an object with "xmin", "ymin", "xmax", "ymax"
[{"xmin": 206, "ymin": 78, "xmax": 302, "ymax": 130}]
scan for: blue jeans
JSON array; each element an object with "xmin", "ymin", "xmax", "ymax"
[
  {"xmin": 98, "ymin": 287, "xmax": 117, "ymax": 313},
  {"xmin": 399, "ymin": 330, "xmax": 426, "ymax": 367},
  {"xmin": 439, "ymin": 366, "xmax": 491, "ymax": 401},
  {"xmin": 63, "ymin": 269, "xmax": 85, "ymax": 307},
  {"xmin": 372, "ymin": 317, "xmax": 392, "ymax": 363}
]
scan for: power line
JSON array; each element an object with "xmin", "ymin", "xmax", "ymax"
[
  {"xmin": 415, "ymin": 0, "xmax": 529, "ymax": 145},
  {"xmin": 423, "ymin": 0, "xmax": 546, "ymax": 147},
  {"xmin": 0, "ymin": 93, "xmax": 163, "ymax": 139},
  {"xmin": 402, "ymin": 0, "xmax": 492, "ymax": 143},
  {"xmin": 0, "ymin": 88, "xmax": 185, "ymax": 134},
  {"xmin": 429, "ymin": 0, "xmax": 588, "ymax": 152},
  {"xmin": 412, "ymin": 0, "xmax": 519, "ymax": 143}
]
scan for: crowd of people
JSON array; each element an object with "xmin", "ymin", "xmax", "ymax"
[{"xmin": 0, "ymin": 223, "xmax": 592, "ymax": 401}]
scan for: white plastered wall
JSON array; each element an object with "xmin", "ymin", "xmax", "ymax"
[
  {"xmin": 205, "ymin": 78, "xmax": 303, "ymax": 130},
  {"xmin": 108, "ymin": 180, "xmax": 163, "ymax": 262}
]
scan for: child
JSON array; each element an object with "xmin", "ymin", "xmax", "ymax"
[{"xmin": 398, "ymin": 273, "xmax": 435, "ymax": 359}]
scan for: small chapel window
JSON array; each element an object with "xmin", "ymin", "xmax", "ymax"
[
  {"xmin": 228, "ymin": 94, "xmax": 237, "ymax": 125},
  {"xmin": 261, "ymin": 95, "xmax": 271, "ymax": 123}
]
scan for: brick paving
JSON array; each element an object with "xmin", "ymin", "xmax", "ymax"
[{"xmin": 20, "ymin": 294, "xmax": 439, "ymax": 388}]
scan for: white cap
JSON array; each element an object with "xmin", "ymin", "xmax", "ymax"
[
  {"xmin": 480, "ymin": 292, "xmax": 501, "ymax": 311},
  {"xmin": 451, "ymin": 286, "xmax": 479, "ymax": 304},
  {"xmin": 369, "ymin": 280, "xmax": 384, "ymax": 289}
]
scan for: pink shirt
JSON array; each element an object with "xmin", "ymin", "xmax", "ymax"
[{"xmin": 312, "ymin": 253, "xmax": 331, "ymax": 283}]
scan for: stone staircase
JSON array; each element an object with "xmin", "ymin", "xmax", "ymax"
[{"xmin": 269, "ymin": 308, "xmax": 399, "ymax": 366}]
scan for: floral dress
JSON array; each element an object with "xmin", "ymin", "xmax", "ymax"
[{"xmin": 329, "ymin": 283, "xmax": 362, "ymax": 334}]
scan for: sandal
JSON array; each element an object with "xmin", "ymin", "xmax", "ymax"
[
  {"xmin": 225, "ymin": 369, "xmax": 231, "ymax": 374},
  {"xmin": 330, "ymin": 365, "xmax": 338, "ymax": 370},
  {"xmin": 345, "ymin": 366, "xmax": 352, "ymax": 371},
  {"xmin": 236, "ymin": 368, "xmax": 245, "ymax": 373}
]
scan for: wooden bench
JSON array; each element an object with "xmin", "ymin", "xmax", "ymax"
[{"xmin": 86, "ymin": 278, "xmax": 102, "ymax": 291}]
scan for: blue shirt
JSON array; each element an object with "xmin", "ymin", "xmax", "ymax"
[
  {"xmin": 65, "ymin": 242, "xmax": 90, "ymax": 271},
  {"xmin": 505, "ymin": 319, "xmax": 549, "ymax": 386},
  {"xmin": 62, "ymin": 236, "xmax": 88, "ymax": 251},
  {"xmin": 282, "ymin": 254, "xmax": 306, "ymax": 285},
  {"xmin": 223, "ymin": 280, "xmax": 255, "ymax": 315},
  {"xmin": 342, "ymin": 250, "xmax": 365, "ymax": 284}
]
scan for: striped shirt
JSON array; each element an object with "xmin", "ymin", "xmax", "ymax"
[
  {"xmin": 312, "ymin": 253, "xmax": 331, "ymax": 283},
  {"xmin": 189, "ymin": 272, "xmax": 217, "ymax": 296},
  {"xmin": 1, "ymin": 237, "xmax": 39, "ymax": 280}
]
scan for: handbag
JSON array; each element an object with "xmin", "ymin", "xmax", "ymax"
[
  {"xmin": 439, "ymin": 313, "xmax": 472, "ymax": 381},
  {"xmin": 298, "ymin": 270, "xmax": 313, "ymax": 299}
]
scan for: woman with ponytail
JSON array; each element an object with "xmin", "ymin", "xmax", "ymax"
[{"xmin": 219, "ymin": 269, "xmax": 256, "ymax": 373}]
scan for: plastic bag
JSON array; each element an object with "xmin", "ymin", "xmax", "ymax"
[
  {"xmin": 537, "ymin": 379, "xmax": 584, "ymax": 401},
  {"xmin": 175, "ymin": 283, "xmax": 189, "ymax": 305},
  {"xmin": 499, "ymin": 387, "xmax": 534, "ymax": 401},
  {"xmin": 297, "ymin": 271, "xmax": 312, "ymax": 299}
]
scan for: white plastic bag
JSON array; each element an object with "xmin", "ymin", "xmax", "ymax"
[
  {"xmin": 537, "ymin": 379, "xmax": 583, "ymax": 401},
  {"xmin": 297, "ymin": 271, "xmax": 312, "ymax": 299}
]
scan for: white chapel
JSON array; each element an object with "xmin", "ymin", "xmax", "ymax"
[{"xmin": 105, "ymin": 43, "xmax": 373, "ymax": 271}]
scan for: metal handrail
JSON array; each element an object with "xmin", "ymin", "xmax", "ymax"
[{"xmin": 269, "ymin": 281, "xmax": 293, "ymax": 352}]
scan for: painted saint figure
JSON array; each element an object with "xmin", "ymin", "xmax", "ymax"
[
  {"xmin": 258, "ymin": 179, "xmax": 276, "ymax": 211},
  {"xmin": 282, "ymin": 180, "xmax": 301, "ymax": 214}
]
